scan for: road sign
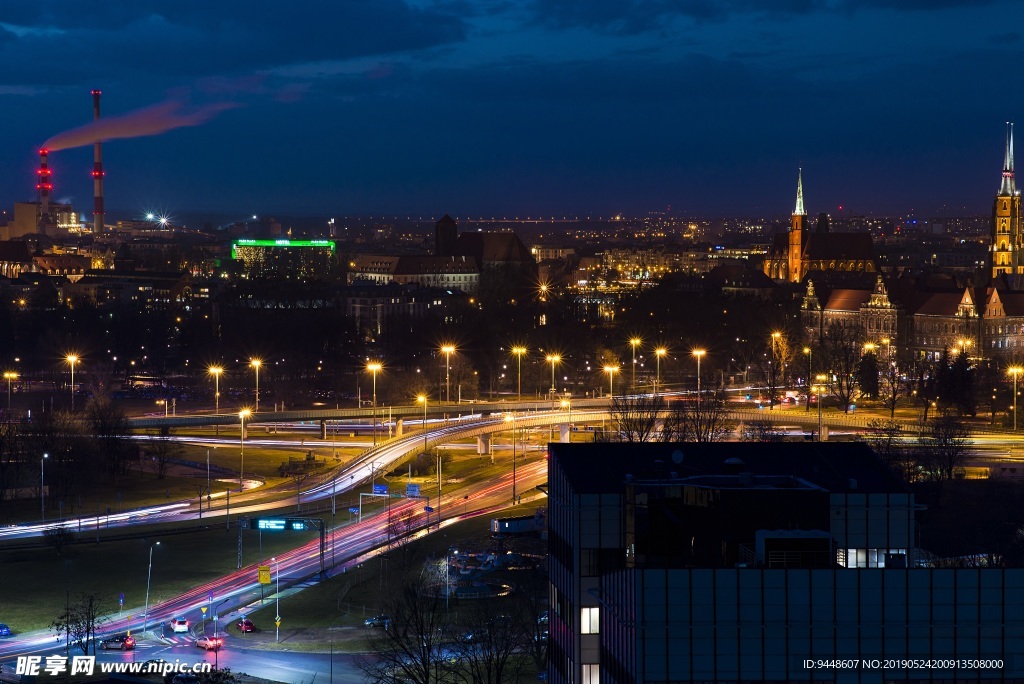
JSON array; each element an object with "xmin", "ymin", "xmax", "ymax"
[
  {"xmin": 208, "ymin": 590, "xmax": 214, "ymax": 602},
  {"xmin": 348, "ymin": 507, "xmax": 359, "ymax": 514},
  {"xmin": 258, "ymin": 565, "xmax": 271, "ymax": 585},
  {"xmin": 424, "ymin": 506, "xmax": 434, "ymax": 513},
  {"xmin": 373, "ymin": 484, "xmax": 388, "ymax": 496},
  {"xmin": 201, "ymin": 606, "xmax": 207, "ymax": 615},
  {"xmin": 275, "ymin": 616, "xmax": 281, "ymax": 627},
  {"xmin": 406, "ymin": 483, "xmax": 421, "ymax": 497}
]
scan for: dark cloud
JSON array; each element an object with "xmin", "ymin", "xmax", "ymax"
[{"xmin": 0, "ymin": 1, "xmax": 467, "ymax": 87}]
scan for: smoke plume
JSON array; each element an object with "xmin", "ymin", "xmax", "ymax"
[{"xmin": 43, "ymin": 98, "xmax": 236, "ymax": 151}]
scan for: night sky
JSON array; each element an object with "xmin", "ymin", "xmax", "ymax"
[{"xmin": 2, "ymin": 0, "xmax": 1023, "ymax": 220}]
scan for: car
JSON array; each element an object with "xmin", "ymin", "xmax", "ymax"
[
  {"xmin": 537, "ymin": 611, "xmax": 548, "ymax": 625},
  {"xmin": 170, "ymin": 618, "xmax": 189, "ymax": 634},
  {"xmin": 364, "ymin": 615, "xmax": 390, "ymax": 629},
  {"xmin": 99, "ymin": 634, "xmax": 135, "ymax": 650},
  {"xmin": 194, "ymin": 636, "xmax": 221, "ymax": 651},
  {"xmin": 0, "ymin": 624, "xmax": 10, "ymax": 637},
  {"xmin": 460, "ymin": 628, "xmax": 488, "ymax": 644},
  {"xmin": 236, "ymin": 619, "xmax": 254, "ymax": 633}
]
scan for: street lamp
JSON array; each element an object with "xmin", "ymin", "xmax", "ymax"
[
  {"xmin": 3, "ymin": 371, "xmax": 16, "ymax": 412},
  {"xmin": 367, "ymin": 362, "xmax": 382, "ymax": 446},
  {"xmin": 250, "ymin": 359, "xmax": 262, "ymax": 412},
  {"xmin": 881, "ymin": 338, "xmax": 892, "ymax": 362},
  {"xmin": 143, "ymin": 541, "xmax": 161, "ymax": 633},
  {"xmin": 1010, "ymin": 367, "xmax": 1023, "ymax": 431},
  {"xmin": 803, "ymin": 347, "xmax": 812, "ymax": 412},
  {"xmin": 208, "ymin": 366, "xmax": 223, "ymax": 415},
  {"xmin": 209, "ymin": 365, "xmax": 223, "ymax": 436},
  {"xmin": 864, "ymin": 342, "xmax": 876, "ymax": 354},
  {"xmin": 441, "ymin": 345, "xmax": 456, "ymax": 404},
  {"xmin": 814, "ymin": 374, "xmax": 828, "ymax": 441},
  {"xmin": 691, "ymin": 349, "xmax": 706, "ymax": 397},
  {"xmin": 654, "ymin": 348, "xmax": 667, "ymax": 393},
  {"xmin": 629, "ymin": 337, "xmax": 642, "ymax": 390},
  {"xmin": 66, "ymin": 354, "xmax": 79, "ymax": 411},
  {"xmin": 239, "ymin": 409, "xmax": 252, "ymax": 491},
  {"xmin": 504, "ymin": 413, "xmax": 517, "ymax": 504},
  {"xmin": 40, "ymin": 453, "xmax": 48, "ymax": 520},
  {"xmin": 511, "ymin": 346, "xmax": 527, "ymax": 401},
  {"xmin": 546, "ymin": 354, "xmax": 561, "ymax": 396},
  {"xmin": 561, "ymin": 395, "xmax": 572, "ymax": 437},
  {"xmin": 417, "ymin": 395, "xmax": 428, "ymax": 455},
  {"xmin": 270, "ymin": 557, "xmax": 281, "ymax": 642},
  {"xmin": 604, "ymin": 365, "xmax": 619, "ymax": 398}
]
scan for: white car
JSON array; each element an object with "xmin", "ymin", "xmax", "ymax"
[
  {"xmin": 170, "ymin": 618, "xmax": 189, "ymax": 634},
  {"xmin": 195, "ymin": 636, "xmax": 221, "ymax": 651}
]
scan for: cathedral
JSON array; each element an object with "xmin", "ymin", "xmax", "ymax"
[
  {"xmin": 989, "ymin": 123, "xmax": 1023, "ymax": 281},
  {"xmin": 762, "ymin": 169, "xmax": 877, "ymax": 283}
]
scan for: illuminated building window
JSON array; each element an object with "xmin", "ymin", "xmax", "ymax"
[{"xmin": 581, "ymin": 606, "xmax": 599, "ymax": 634}]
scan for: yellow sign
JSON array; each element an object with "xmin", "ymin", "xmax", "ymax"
[
  {"xmin": 258, "ymin": 565, "xmax": 271, "ymax": 585},
  {"xmin": 201, "ymin": 606, "xmax": 207, "ymax": 615},
  {"xmin": 275, "ymin": 619, "xmax": 281, "ymax": 627}
]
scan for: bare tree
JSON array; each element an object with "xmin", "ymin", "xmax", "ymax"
[
  {"xmin": 610, "ymin": 394, "xmax": 665, "ymax": 442},
  {"xmin": 864, "ymin": 419, "xmax": 915, "ymax": 482},
  {"xmin": 821, "ymin": 323, "xmax": 865, "ymax": 413},
  {"xmin": 147, "ymin": 426, "xmax": 180, "ymax": 480},
  {"xmin": 44, "ymin": 524, "xmax": 75, "ymax": 556},
  {"xmin": 357, "ymin": 571, "xmax": 455, "ymax": 684},
  {"xmin": 879, "ymin": 358, "xmax": 908, "ymax": 419},
  {"xmin": 920, "ymin": 416, "xmax": 971, "ymax": 481},
  {"xmin": 85, "ymin": 395, "xmax": 137, "ymax": 480},
  {"xmin": 663, "ymin": 392, "xmax": 733, "ymax": 443},
  {"xmin": 451, "ymin": 599, "xmax": 532, "ymax": 684},
  {"xmin": 52, "ymin": 594, "xmax": 104, "ymax": 655},
  {"xmin": 741, "ymin": 419, "xmax": 784, "ymax": 443}
]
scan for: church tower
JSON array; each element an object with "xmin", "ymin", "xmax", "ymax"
[
  {"xmin": 990, "ymin": 123, "xmax": 1022, "ymax": 280},
  {"xmin": 787, "ymin": 168, "xmax": 807, "ymax": 282}
]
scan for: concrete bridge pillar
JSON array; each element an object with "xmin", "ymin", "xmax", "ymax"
[
  {"xmin": 320, "ymin": 420, "xmax": 327, "ymax": 440},
  {"xmin": 477, "ymin": 435, "xmax": 491, "ymax": 455},
  {"xmin": 395, "ymin": 418, "xmax": 403, "ymax": 437},
  {"xmin": 559, "ymin": 423, "xmax": 570, "ymax": 442}
]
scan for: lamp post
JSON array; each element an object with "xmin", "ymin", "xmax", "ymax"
[
  {"xmin": 40, "ymin": 453, "xmax": 48, "ymax": 520},
  {"xmin": 561, "ymin": 395, "xmax": 572, "ymax": 439},
  {"xmin": 441, "ymin": 345, "xmax": 455, "ymax": 404},
  {"xmin": 209, "ymin": 366, "xmax": 222, "ymax": 415},
  {"xmin": 803, "ymin": 347, "xmax": 812, "ymax": 412},
  {"xmin": 691, "ymin": 349, "xmax": 706, "ymax": 397},
  {"xmin": 881, "ymin": 338, "xmax": 892, "ymax": 363},
  {"xmin": 1010, "ymin": 367, "xmax": 1023, "ymax": 431},
  {"xmin": 814, "ymin": 374, "xmax": 828, "ymax": 441},
  {"xmin": 546, "ymin": 354, "xmax": 561, "ymax": 397},
  {"xmin": 3, "ymin": 371, "xmax": 16, "ymax": 412},
  {"xmin": 654, "ymin": 348, "xmax": 666, "ymax": 394},
  {"xmin": 446, "ymin": 549, "xmax": 458, "ymax": 616},
  {"xmin": 417, "ymin": 395, "xmax": 428, "ymax": 454},
  {"xmin": 367, "ymin": 362, "xmax": 382, "ymax": 446},
  {"xmin": 504, "ymin": 413, "xmax": 517, "ymax": 504},
  {"xmin": 629, "ymin": 338, "xmax": 642, "ymax": 390},
  {"xmin": 271, "ymin": 556, "xmax": 281, "ymax": 642},
  {"xmin": 511, "ymin": 346, "xmax": 527, "ymax": 402},
  {"xmin": 66, "ymin": 354, "xmax": 79, "ymax": 411},
  {"xmin": 604, "ymin": 365, "xmax": 619, "ymax": 398},
  {"xmin": 143, "ymin": 541, "xmax": 161, "ymax": 633},
  {"xmin": 209, "ymin": 366, "xmax": 223, "ymax": 436},
  {"xmin": 250, "ymin": 359, "xmax": 262, "ymax": 412},
  {"xmin": 239, "ymin": 409, "xmax": 251, "ymax": 491}
]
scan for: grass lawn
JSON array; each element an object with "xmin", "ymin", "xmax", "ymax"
[{"xmin": 0, "ymin": 526, "xmax": 319, "ymax": 634}]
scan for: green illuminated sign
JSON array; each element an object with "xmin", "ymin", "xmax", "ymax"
[{"xmin": 231, "ymin": 239, "xmax": 336, "ymax": 259}]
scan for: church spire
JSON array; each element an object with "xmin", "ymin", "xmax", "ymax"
[
  {"xmin": 794, "ymin": 167, "xmax": 806, "ymax": 216},
  {"xmin": 1000, "ymin": 122, "xmax": 1016, "ymax": 197}
]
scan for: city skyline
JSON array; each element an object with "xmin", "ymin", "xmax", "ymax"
[{"xmin": 2, "ymin": 1, "xmax": 1024, "ymax": 218}]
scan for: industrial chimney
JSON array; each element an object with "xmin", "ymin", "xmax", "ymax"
[
  {"xmin": 36, "ymin": 148, "xmax": 52, "ymax": 223},
  {"xmin": 91, "ymin": 89, "xmax": 105, "ymax": 234}
]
